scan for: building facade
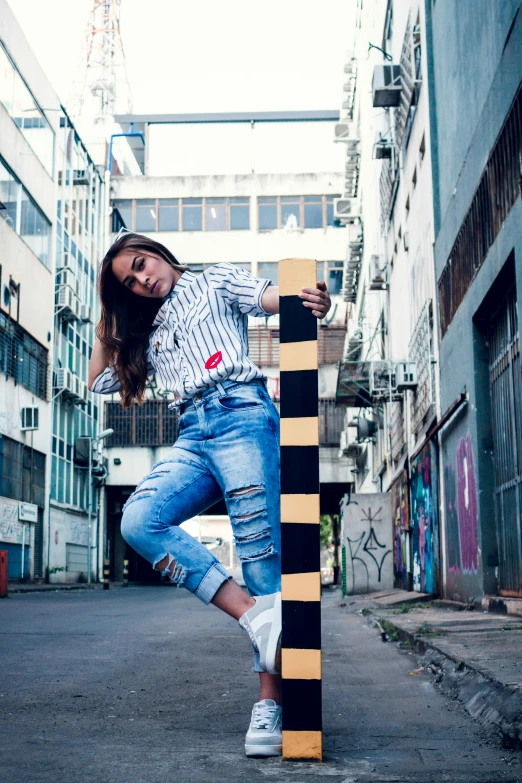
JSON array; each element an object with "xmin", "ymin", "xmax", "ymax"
[
  {"xmin": 0, "ymin": 0, "xmax": 58, "ymax": 580},
  {"xmin": 335, "ymin": 0, "xmax": 442, "ymax": 595},
  {"xmin": 98, "ymin": 114, "xmax": 352, "ymax": 581},
  {"xmin": 431, "ymin": 0, "xmax": 522, "ymax": 603}
]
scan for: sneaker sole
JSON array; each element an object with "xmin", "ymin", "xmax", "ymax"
[
  {"xmin": 245, "ymin": 743, "xmax": 282, "ymax": 757},
  {"xmin": 263, "ymin": 592, "xmax": 282, "ymax": 675}
]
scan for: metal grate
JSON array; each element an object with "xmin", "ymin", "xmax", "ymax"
[
  {"xmin": 248, "ymin": 326, "xmax": 345, "ymax": 367},
  {"xmin": 394, "ymin": 15, "xmax": 415, "ymax": 150},
  {"xmin": 0, "ymin": 436, "xmax": 46, "ymax": 506},
  {"xmin": 105, "ymin": 400, "xmax": 179, "ymax": 447},
  {"xmin": 439, "ymin": 85, "xmax": 522, "ymax": 336},
  {"xmin": 0, "ymin": 311, "xmax": 48, "ymax": 400},
  {"xmin": 319, "ymin": 399, "xmax": 346, "ymax": 445},
  {"xmin": 390, "ymin": 400, "xmax": 406, "ymax": 463},
  {"xmin": 409, "ymin": 300, "xmax": 436, "ymax": 433},
  {"xmin": 488, "ymin": 286, "xmax": 522, "ymax": 595}
]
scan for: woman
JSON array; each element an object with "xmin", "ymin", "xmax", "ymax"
[{"xmin": 88, "ymin": 232, "xmax": 331, "ymax": 757}]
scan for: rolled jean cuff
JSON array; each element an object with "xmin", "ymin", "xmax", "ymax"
[
  {"xmin": 252, "ymin": 650, "xmax": 263, "ymax": 673},
  {"xmin": 195, "ymin": 561, "xmax": 231, "ymax": 604}
]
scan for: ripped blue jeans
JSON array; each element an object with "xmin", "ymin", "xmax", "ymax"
[{"xmin": 121, "ymin": 378, "xmax": 281, "ymax": 607}]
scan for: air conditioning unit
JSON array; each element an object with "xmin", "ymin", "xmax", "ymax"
[
  {"xmin": 58, "ymin": 253, "xmax": 74, "ymax": 271},
  {"xmin": 396, "ymin": 361, "xmax": 418, "ymax": 391},
  {"xmin": 373, "ymin": 139, "xmax": 394, "ymax": 159},
  {"xmin": 356, "ymin": 417, "xmax": 378, "ymax": 442},
  {"xmin": 56, "ymin": 286, "xmax": 80, "ymax": 321},
  {"xmin": 77, "ymin": 380, "xmax": 89, "ymax": 405},
  {"xmin": 73, "ymin": 170, "xmax": 89, "ymax": 186},
  {"xmin": 372, "ymin": 64, "xmax": 402, "ymax": 107},
  {"xmin": 369, "ymin": 255, "xmax": 387, "ymax": 290},
  {"xmin": 58, "ymin": 269, "xmax": 80, "ymax": 296},
  {"xmin": 334, "ymin": 123, "xmax": 351, "ymax": 142},
  {"xmin": 21, "ymin": 407, "xmax": 39, "ymax": 431},
  {"xmin": 54, "ymin": 367, "xmax": 75, "ymax": 395},
  {"xmin": 334, "ymin": 198, "xmax": 355, "ymax": 221},
  {"xmin": 79, "ymin": 303, "xmax": 91, "ymax": 323}
]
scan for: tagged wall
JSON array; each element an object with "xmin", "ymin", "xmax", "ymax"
[
  {"xmin": 410, "ymin": 443, "xmax": 440, "ymax": 594},
  {"xmin": 342, "ymin": 493, "xmax": 393, "ymax": 594}
]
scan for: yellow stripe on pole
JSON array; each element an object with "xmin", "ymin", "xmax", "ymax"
[
  {"xmin": 282, "ymin": 648, "xmax": 322, "ymax": 680},
  {"xmin": 282, "ymin": 572, "xmax": 321, "ymax": 602},
  {"xmin": 281, "ymin": 494, "xmax": 320, "ymax": 523},
  {"xmin": 280, "ymin": 417, "xmax": 319, "ymax": 446},
  {"xmin": 279, "ymin": 341, "xmax": 318, "ymax": 371},
  {"xmin": 282, "ymin": 731, "xmax": 322, "ymax": 760}
]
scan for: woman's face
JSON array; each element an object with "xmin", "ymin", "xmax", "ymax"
[{"xmin": 111, "ymin": 249, "xmax": 180, "ymax": 298}]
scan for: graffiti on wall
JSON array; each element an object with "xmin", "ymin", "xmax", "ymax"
[
  {"xmin": 410, "ymin": 442, "xmax": 440, "ymax": 594},
  {"xmin": 391, "ymin": 470, "xmax": 410, "ymax": 590},
  {"xmin": 343, "ymin": 494, "xmax": 393, "ymax": 594},
  {"xmin": 446, "ymin": 434, "xmax": 479, "ymax": 575}
]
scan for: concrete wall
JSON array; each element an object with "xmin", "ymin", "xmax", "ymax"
[
  {"xmin": 433, "ymin": 2, "xmax": 522, "ymax": 601},
  {"xmin": 341, "ymin": 492, "xmax": 393, "ymax": 594}
]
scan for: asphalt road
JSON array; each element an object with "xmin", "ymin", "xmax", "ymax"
[{"xmin": 0, "ymin": 586, "xmax": 519, "ymax": 783}]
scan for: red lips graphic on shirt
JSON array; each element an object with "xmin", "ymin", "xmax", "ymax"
[{"xmin": 205, "ymin": 351, "xmax": 223, "ymax": 370}]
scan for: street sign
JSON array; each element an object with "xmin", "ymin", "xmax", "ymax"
[{"xmin": 19, "ymin": 502, "xmax": 38, "ymax": 523}]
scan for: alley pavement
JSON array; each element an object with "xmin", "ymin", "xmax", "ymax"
[{"xmin": 0, "ymin": 586, "xmax": 520, "ymax": 783}]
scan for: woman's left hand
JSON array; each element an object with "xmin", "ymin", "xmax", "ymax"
[{"xmin": 298, "ymin": 281, "xmax": 332, "ymax": 319}]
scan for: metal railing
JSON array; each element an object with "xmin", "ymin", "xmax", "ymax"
[{"xmin": 439, "ymin": 85, "xmax": 522, "ymax": 336}]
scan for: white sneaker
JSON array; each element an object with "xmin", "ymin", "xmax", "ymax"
[
  {"xmin": 245, "ymin": 699, "xmax": 282, "ymax": 757},
  {"xmin": 239, "ymin": 592, "xmax": 282, "ymax": 675}
]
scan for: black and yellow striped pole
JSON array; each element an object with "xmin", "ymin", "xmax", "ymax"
[
  {"xmin": 279, "ymin": 258, "xmax": 322, "ymax": 761},
  {"xmin": 103, "ymin": 558, "xmax": 110, "ymax": 590},
  {"xmin": 123, "ymin": 559, "xmax": 129, "ymax": 587}
]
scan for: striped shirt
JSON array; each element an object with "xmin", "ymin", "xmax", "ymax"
[{"xmin": 91, "ymin": 263, "xmax": 272, "ymax": 407}]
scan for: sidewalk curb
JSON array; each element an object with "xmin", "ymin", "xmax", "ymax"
[
  {"xmin": 7, "ymin": 583, "xmax": 100, "ymax": 594},
  {"xmin": 366, "ymin": 608, "xmax": 522, "ymax": 750}
]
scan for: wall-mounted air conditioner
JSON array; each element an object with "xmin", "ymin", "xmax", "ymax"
[
  {"xmin": 396, "ymin": 362, "xmax": 418, "ymax": 391},
  {"xmin": 79, "ymin": 304, "xmax": 91, "ymax": 323},
  {"xmin": 356, "ymin": 417, "xmax": 378, "ymax": 442},
  {"xmin": 56, "ymin": 286, "xmax": 80, "ymax": 321},
  {"xmin": 58, "ymin": 253, "xmax": 74, "ymax": 271},
  {"xmin": 77, "ymin": 380, "xmax": 89, "ymax": 405},
  {"xmin": 58, "ymin": 269, "xmax": 80, "ymax": 296},
  {"xmin": 21, "ymin": 407, "xmax": 39, "ymax": 431},
  {"xmin": 54, "ymin": 368, "xmax": 75, "ymax": 395},
  {"xmin": 334, "ymin": 198, "xmax": 355, "ymax": 221},
  {"xmin": 73, "ymin": 170, "xmax": 90, "ymax": 186},
  {"xmin": 369, "ymin": 255, "xmax": 387, "ymax": 290},
  {"xmin": 334, "ymin": 123, "xmax": 351, "ymax": 142},
  {"xmin": 372, "ymin": 64, "xmax": 401, "ymax": 107},
  {"xmin": 373, "ymin": 139, "xmax": 394, "ymax": 159}
]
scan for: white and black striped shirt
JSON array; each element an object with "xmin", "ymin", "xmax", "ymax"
[{"xmin": 91, "ymin": 263, "xmax": 272, "ymax": 407}]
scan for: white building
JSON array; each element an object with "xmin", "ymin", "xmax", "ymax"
[
  {"xmin": 335, "ymin": 0, "xmax": 441, "ymax": 594},
  {"xmin": 0, "ymin": 0, "xmax": 59, "ymax": 580},
  {"xmin": 98, "ymin": 112, "xmax": 353, "ymax": 581}
]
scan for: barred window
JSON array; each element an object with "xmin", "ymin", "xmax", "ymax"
[
  {"xmin": 0, "ymin": 312, "xmax": 48, "ymax": 399},
  {"xmin": 0, "ymin": 435, "xmax": 46, "ymax": 506},
  {"xmin": 105, "ymin": 399, "xmax": 179, "ymax": 447}
]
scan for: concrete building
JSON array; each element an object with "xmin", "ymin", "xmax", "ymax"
[
  {"xmin": 98, "ymin": 113, "xmax": 352, "ymax": 581},
  {"xmin": 431, "ymin": 0, "xmax": 522, "ymax": 604},
  {"xmin": 335, "ymin": 0, "xmax": 442, "ymax": 594},
  {"xmin": 0, "ymin": 0, "xmax": 58, "ymax": 580}
]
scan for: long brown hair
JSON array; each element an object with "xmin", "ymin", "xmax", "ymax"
[{"xmin": 97, "ymin": 233, "xmax": 188, "ymax": 408}]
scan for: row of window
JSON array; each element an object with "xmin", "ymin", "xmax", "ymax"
[
  {"xmin": 0, "ymin": 311, "xmax": 48, "ymax": 400},
  {"xmin": 0, "ymin": 156, "xmax": 51, "ymax": 268},
  {"xmin": 0, "ymin": 42, "xmax": 54, "ymax": 176},
  {"xmin": 186, "ymin": 260, "xmax": 344, "ymax": 296},
  {"xmin": 112, "ymin": 194, "xmax": 342, "ymax": 233},
  {"xmin": 0, "ymin": 435, "xmax": 46, "ymax": 508}
]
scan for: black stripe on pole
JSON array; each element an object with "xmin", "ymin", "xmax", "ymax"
[{"xmin": 279, "ymin": 258, "xmax": 322, "ymax": 761}]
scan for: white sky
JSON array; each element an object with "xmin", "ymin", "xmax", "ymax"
[{"xmin": 8, "ymin": 0, "xmax": 355, "ymax": 114}]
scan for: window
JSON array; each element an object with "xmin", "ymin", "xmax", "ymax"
[
  {"xmin": 0, "ymin": 311, "xmax": 48, "ymax": 399},
  {"xmin": 182, "ymin": 198, "xmax": 203, "ymax": 231},
  {"xmin": 0, "ymin": 156, "xmax": 51, "ymax": 268},
  {"xmin": 135, "ymin": 200, "xmax": 156, "ymax": 232},
  {"xmin": 412, "ymin": 167, "xmax": 417, "ymax": 189},
  {"xmin": 258, "ymin": 195, "xmax": 342, "ymax": 230},
  {"xmin": 317, "ymin": 261, "xmax": 344, "ymax": 296},
  {"xmin": 112, "ymin": 200, "xmax": 132, "ymax": 232},
  {"xmin": 258, "ymin": 197, "xmax": 278, "ymax": 230},
  {"xmin": 0, "ymin": 436, "xmax": 46, "ymax": 506},
  {"xmin": 304, "ymin": 196, "xmax": 323, "ymax": 228},
  {"xmin": 419, "ymin": 133, "xmax": 426, "ymax": 161},
  {"xmin": 281, "ymin": 196, "xmax": 300, "ymax": 229},
  {"xmin": 230, "ymin": 197, "xmax": 249, "ymax": 229},
  {"xmin": 405, "ymin": 196, "xmax": 410, "ymax": 216},
  {"xmin": 158, "ymin": 199, "xmax": 179, "ymax": 231},
  {"xmin": 205, "ymin": 198, "xmax": 226, "ymax": 231},
  {"xmin": 258, "ymin": 262, "xmax": 279, "ymax": 287},
  {"xmin": 0, "ymin": 43, "xmax": 54, "ymax": 176}
]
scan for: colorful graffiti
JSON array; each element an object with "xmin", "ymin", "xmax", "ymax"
[
  {"xmin": 391, "ymin": 470, "xmax": 410, "ymax": 590},
  {"xmin": 446, "ymin": 435, "xmax": 479, "ymax": 575},
  {"xmin": 410, "ymin": 442, "xmax": 440, "ymax": 594}
]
